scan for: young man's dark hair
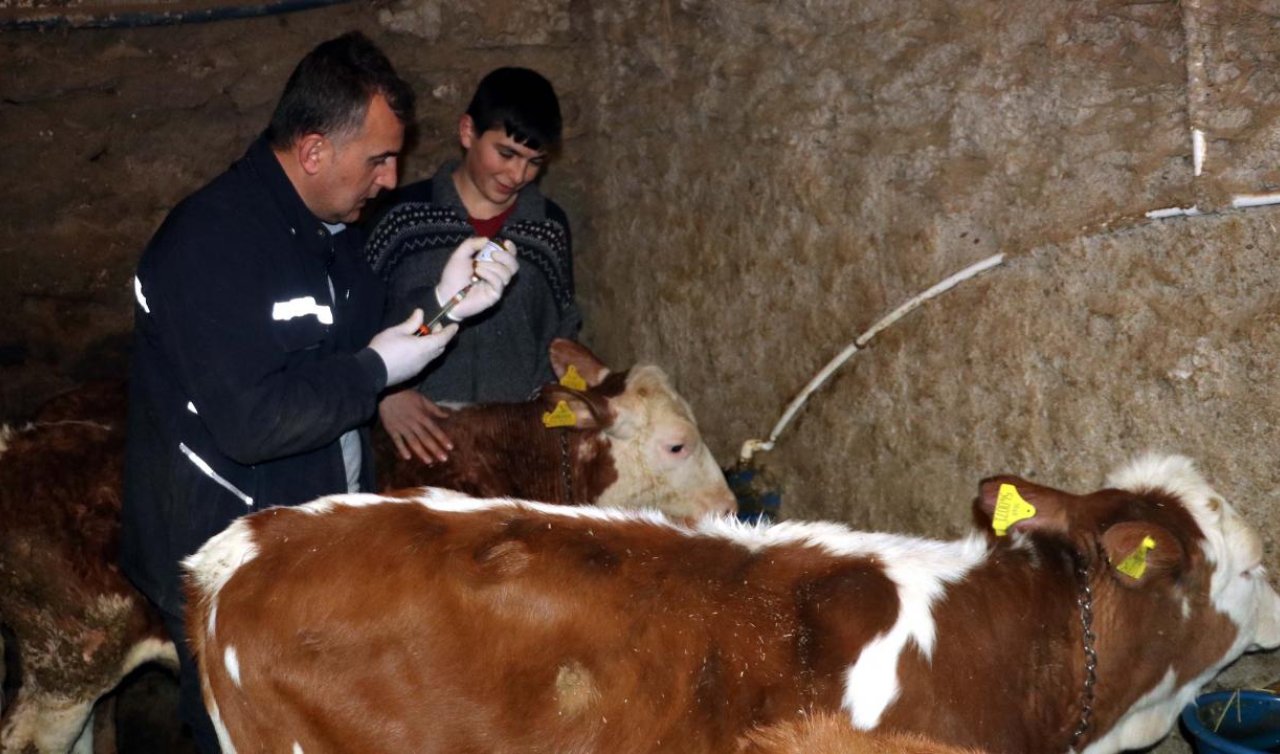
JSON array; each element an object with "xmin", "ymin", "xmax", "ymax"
[
  {"xmin": 465, "ymin": 66, "xmax": 562, "ymax": 153},
  {"xmin": 266, "ymin": 30, "xmax": 415, "ymax": 149}
]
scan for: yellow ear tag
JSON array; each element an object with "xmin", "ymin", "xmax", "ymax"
[
  {"xmin": 559, "ymin": 365, "xmax": 588, "ymax": 391},
  {"xmin": 1114, "ymin": 536, "xmax": 1157, "ymax": 580},
  {"xmin": 542, "ymin": 400, "xmax": 578, "ymax": 428},
  {"xmin": 992, "ymin": 483, "xmax": 1037, "ymax": 537}
]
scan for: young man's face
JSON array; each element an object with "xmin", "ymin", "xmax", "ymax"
[
  {"xmin": 457, "ymin": 114, "xmax": 547, "ymax": 215},
  {"xmin": 316, "ymin": 94, "xmax": 404, "ymax": 223}
]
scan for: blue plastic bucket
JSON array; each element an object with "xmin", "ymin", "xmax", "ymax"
[
  {"xmin": 1181, "ymin": 690, "xmax": 1280, "ymax": 753},
  {"xmin": 724, "ymin": 463, "xmax": 781, "ymax": 524}
]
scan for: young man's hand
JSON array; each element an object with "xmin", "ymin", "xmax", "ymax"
[
  {"xmin": 378, "ymin": 389, "xmax": 453, "ymax": 464},
  {"xmin": 435, "ymin": 237, "xmax": 519, "ymax": 320}
]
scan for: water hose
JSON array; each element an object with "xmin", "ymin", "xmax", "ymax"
[
  {"xmin": 730, "ymin": 253, "xmax": 1006, "ymax": 521},
  {"xmin": 1, "ymin": 0, "xmax": 352, "ymax": 31}
]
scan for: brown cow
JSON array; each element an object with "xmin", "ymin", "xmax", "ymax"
[
  {"xmin": 186, "ymin": 454, "xmax": 1280, "ymax": 754},
  {"xmin": 0, "ymin": 383, "xmax": 176, "ymax": 754},
  {"xmin": 377, "ymin": 339, "xmax": 736, "ymax": 519},
  {"xmin": 1, "ymin": 341, "xmax": 730, "ymax": 753}
]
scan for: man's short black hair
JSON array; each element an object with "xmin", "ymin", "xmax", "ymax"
[
  {"xmin": 465, "ymin": 67, "xmax": 562, "ymax": 153},
  {"xmin": 266, "ymin": 31, "xmax": 414, "ymax": 150}
]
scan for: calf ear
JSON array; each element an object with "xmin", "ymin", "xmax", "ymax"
[
  {"xmin": 1101, "ymin": 521, "xmax": 1184, "ymax": 587},
  {"xmin": 973, "ymin": 476, "xmax": 1073, "ymax": 537},
  {"xmin": 549, "ymin": 339, "xmax": 610, "ymax": 387},
  {"xmin": 539, "ymin": 384, "xmax": 611, "ymax": 431}
]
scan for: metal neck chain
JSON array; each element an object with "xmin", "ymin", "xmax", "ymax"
[
  {"xmin": 1069, "ymin": 556, "xmax": 1098, "ymax": 750},
  {"xmin": 558, "ymin": 430, "xmax": 574, "ymax": 504}
]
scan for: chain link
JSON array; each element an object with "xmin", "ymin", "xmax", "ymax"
[
  {"xmin": 1070, "ymin": 557, "xmax": 1098, "ymax": 750},
  {"xmin": 558, "ymin": 430, "xmax": 574, "ymax": 504}
]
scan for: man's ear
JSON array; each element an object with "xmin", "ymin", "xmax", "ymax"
[
  {"xmin": 458, "ymin": 114, "xmax": 478, "ymax": 151},
  {"xmin": 295, "ymin": 133, "xmax": 328, "ymax": 176}
]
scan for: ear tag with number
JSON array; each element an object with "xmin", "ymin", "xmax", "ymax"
[
  {"xmin": 1114, "ymin": 536, "xmax": 1157, "ymax": 580},
  {"xmin": 992, "ymin": 483, "xmax": 1037, "ymax": 536},
  {"xmin": 542, "ymin": 400, "xmax": 578, "ymax": 428},
  {"xmin": 560, "ymin": 365, "xmax": 588, "ymax": 391}
]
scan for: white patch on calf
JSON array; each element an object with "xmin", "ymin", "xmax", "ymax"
[
  {"xmin": 121, "ymin": 635, "xmax": 179, "ymax": 676},
  {"xmin": 1081, "ymin": 670, "xmax": 1184, "ymax": 754},
  {"xmin": 182, "ymin": 517, "xmax": 260, "ymax": 607},
  {"xmin": 225, "ymin": 646, "xmax": 242, "ymax": 688},
  {"xmin": 0, "ymin": 693, "xmax": 96, "ymax": 754},
  {"xmin": 252, "ymin": 488, "xmax": 681, "ymax": 537},
  {"xmin": 694, "ymin": 516, "xmax": 989, "ymax": 730},
  {"xmin": 1251, "ymin": 573, "xmax": 1280, "ymax": 650},
  {"xmin": 70, "ymin": 713, "xmax": 93, "ymax": 754},
  {"xmin": 844, "ymin": 539, "xmax": 984, "ymax": 729},
  {"xmin": 844, "ymin": 629, "xmax": 906, "ymax": 729},
  {"xmin": 397, "ymin": 488, "xmax": 674, "ymax": 526},
  {"xmin": 293, "ymin": 742, "xmax": 305, "ymax": 754},
  {"xmin": 298, "ymin": 492, "xmax": 399, "ymax": 516},
  {"xmin": 208, "ymin": 698, "xmax": 240, "ymax": 754}
]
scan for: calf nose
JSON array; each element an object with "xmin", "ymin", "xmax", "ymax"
[{"xmin": 703, "ymin": 488, "xmax": 738, "ymax": 518}]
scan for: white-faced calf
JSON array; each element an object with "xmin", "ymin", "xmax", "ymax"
[{"xmin": 377, "ymin": 338, "xmax": 735, "ymax": 520}]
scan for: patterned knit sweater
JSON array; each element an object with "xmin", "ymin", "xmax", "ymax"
[{"xmin": 365, "ymin": 160, "xmax": 582, "ymax": 403}]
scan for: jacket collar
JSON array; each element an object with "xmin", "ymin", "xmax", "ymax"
[{"xmin": 245, "ymin": 135, "xmax": 336, "ymax": 265}]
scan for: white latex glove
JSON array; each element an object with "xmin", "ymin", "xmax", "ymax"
[
  {"xmin": 367, "ymin": 309, "xmax": 458, "ymax": 387},
  {"xmin": 434, "ymin": 237, "xmax": 519, "ymax": 321}
]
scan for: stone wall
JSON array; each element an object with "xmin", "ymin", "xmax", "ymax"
[
  {"xmin": 2, "ymin": 1, "xmax": 1278, "ymax": 748},
  {"xmin": 0, "ymin": 0, "xmax": 589, "ymax": 415}
]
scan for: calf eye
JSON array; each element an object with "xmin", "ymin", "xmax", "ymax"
[{"xmin": 668, "ymin": 444, "xmax": 685, "ymax": 455}]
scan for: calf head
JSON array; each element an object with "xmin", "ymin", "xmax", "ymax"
[
  {"xmin": 974, "ymin": 454, "xmax": 1280, "ymax": 753},
  {"xmin": 545, "ymin": 339, "xmax": 736, "ymax": 519}
]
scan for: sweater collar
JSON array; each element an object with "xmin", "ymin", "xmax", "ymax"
[{"xmin": 430, "ymin": 158, "xmax": 547, "ymax": 223}]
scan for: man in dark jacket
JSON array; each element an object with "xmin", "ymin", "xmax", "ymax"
[{"xmin": 122, "ymin": 32, "xmax": 517, "ymax": 753}]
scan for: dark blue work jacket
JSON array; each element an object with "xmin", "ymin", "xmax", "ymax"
[{"xmin": 122, "ymin": 136, "xmax": 388, "ymax": 614}]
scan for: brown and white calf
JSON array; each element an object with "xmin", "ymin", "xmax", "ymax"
[
  {"xmin": 376, "ymin": 339, "xmax": 736, "ymax": 519},
  {"xmin": 186, "ymin": 454, "xmax": 1280, "ymax": 754},
  {"xmin": 0, "ymin": 342, "xmax": 729, "ymax": 753},
  {"xmin": 0, "ymin": 383, "xmax": 176, "ymax": 754}
]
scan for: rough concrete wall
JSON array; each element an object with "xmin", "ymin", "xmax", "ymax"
[
  {"xmin": 571, "ymin": 0, "xmax": 1280, "ymax": 736},
  {"xmin": 0, "ymin": 0, "xmax": 588, "ymax": 416}
]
